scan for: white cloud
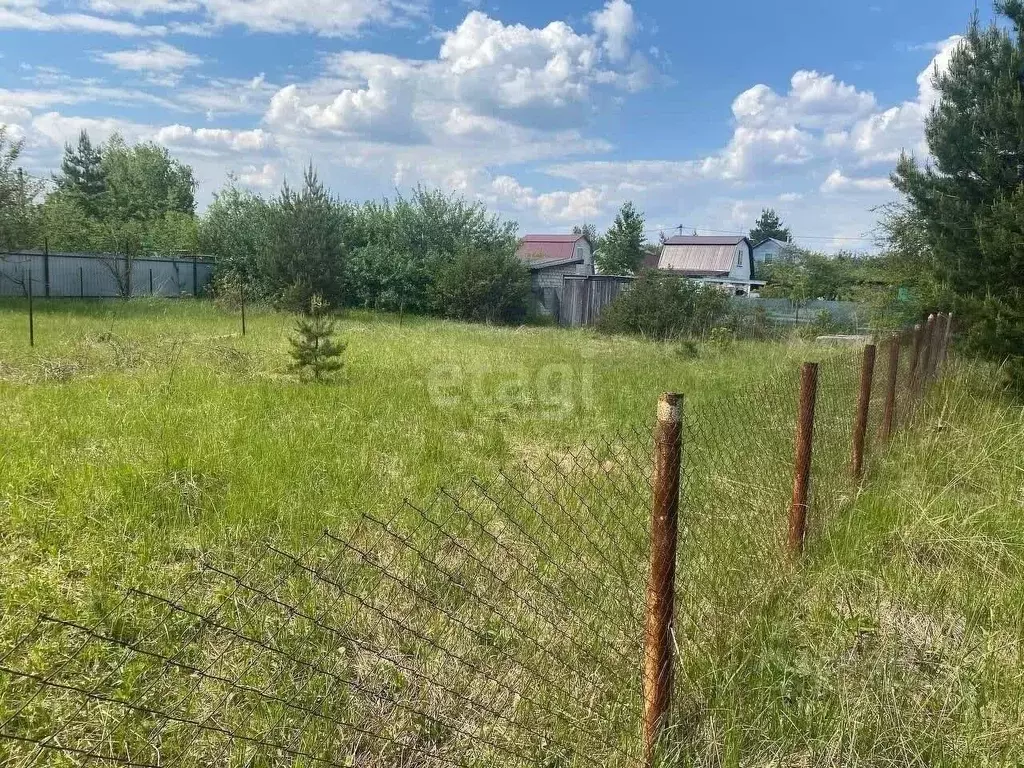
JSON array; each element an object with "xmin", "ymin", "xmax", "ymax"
[
  {"xmin": 821, "ymin": 169, "xmax": 892, "ymax": 193},
  {"xmin": 591, "ymin": 0, "xmax": 636, "ymax": 62},
  {"xmin": 0, "ymin": 2, "xmax": 166, "ymax": 36},
  {"xmin": 265, "ymin": 54, "xmax": 422, "ymax": 141},
  {"xmin": 489, "ymin": 174, "xmax": 604, "ymax": 222},
  {"xmin": 193, "ymin": 0, "xmax": 423, "ymax": 36},
  {"xmin": 264, "ymin": 1, "xmax": 650, "ymax": 151},
  {"xmin": 847, "ymin": 35, "xmax": 963, "ymax": 165},
  {"xmin": 154, "ymin": 124, "xmax": 273, "ymax": 151},
  {"xmin": 96, "ymin": 42, "xmax": 203, "ymax": 72},
  {"xmin": 236, "ymin": 162, "xmax": 277, "ymax": 187},
  {"xmin": 0, "ymin": 0, "xmax": 422, "ymax": 37},
  {"xmin": 87, "ymin": 0, "xmax": 199, "ymax": 14}
]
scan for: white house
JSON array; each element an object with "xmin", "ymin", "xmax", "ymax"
[
  {"xmin": 654, "ymin": 236, "xmax": 765, "ymax": 296},
  {"xmin": 752, "ymin": 237, "xmax": 794, "ymax": 266}
]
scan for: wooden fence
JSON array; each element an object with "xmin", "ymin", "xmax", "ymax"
[{"xmin": 559, "ymin": 274, "xmax": 635, "ymax": 327}]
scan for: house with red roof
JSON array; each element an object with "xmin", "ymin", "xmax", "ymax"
[{"xmin": 515, "ymin": 234, "xmax": 595, "ymax": 317}]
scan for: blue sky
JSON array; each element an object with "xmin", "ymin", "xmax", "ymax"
[{"xmin": 0, "ymin": 0, "xmax": 991, "ymax": 250}]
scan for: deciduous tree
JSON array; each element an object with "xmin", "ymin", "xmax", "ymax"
[{"xmin": 596, "ymin": 202, "xmax": 645, "ymax": 275}]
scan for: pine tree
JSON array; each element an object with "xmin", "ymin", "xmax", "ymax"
[
  {"xmin": 596, "ymin": 201, "xmax": 645, "ymax": 275},
  {"xmin": 749, "ymin": 208, "xmax": 791, "ymax": 243},
  {"xmin": 892, "ymin": 1, "xmax": 1024, "ymax": 374},
  {"xmin": 268, "ymin": 164, "xmax": 348, "ymax": 309},
  {"xmin": 288, "ymin": 295, "xmax": 346, "ymax": 381},
  {"xmin": 54, "ymin": 130, "xmax": 107, "ymax": 218}
]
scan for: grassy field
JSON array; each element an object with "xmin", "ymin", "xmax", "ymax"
[{"xmin": 0, "ymin": 299, "xmax": 1020, "ymax": 766}]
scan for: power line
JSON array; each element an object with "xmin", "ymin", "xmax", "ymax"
[{"xmin": 644, "ymin": 224, "xmax": 878, "ymax": 243}]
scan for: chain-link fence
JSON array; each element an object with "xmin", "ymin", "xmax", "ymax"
[{"xmin": 0, "ymin": 314, "xmax": 956, "ymax": 767}]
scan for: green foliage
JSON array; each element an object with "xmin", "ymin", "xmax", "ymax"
[
  {"xmin": 891, "ymin": 2, "xmax": 1024, "ymax": 383},
  {"xmin": 199, "ymin": 184, "xmax": 273, "ymax": 295},
  {"xmin": 288, "ymin": 295, "xmax": 346, "ymax": 381},
  {"xmin": 266, "ymin": 165, "xmax": 349, "ymax": 310},
  {"xmin": 54, "ymin": 130, "xmax": 107, "ymax": 219},
  {"xmin": 430, "ymin": 246, "xmax": 531, "ymax": 324},
  {"xmin": 101, "ymin": 133, "xmax": 196, "ymax": 221},
  {"xmin": 596, "ymin": 201, "xmax": 645, "ymax": 275},
  {"xmin": 345, "ymin": 187, "xmax": 518, "ymax": 313},
  {"xmin": 759, "ymin": 248, "xmax": 889, "ymax": 305},
  {"xmin": 597, "ymin": 272, "xmax": 731, "ymax": 340},
  {"xmin": 0, "ymin": 127, "xmax": 42, "ymax": 251},
  {"xmin": 572, "ymin": 222, "xmax": 602, "ymax": 253},
  {"xmin": 749, "ymin": 208, "xmax": 791, "ymax": 243}
]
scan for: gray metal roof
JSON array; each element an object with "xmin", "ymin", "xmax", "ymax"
[
  {"xmin": 524, "ymin": 256, "xmax": 583, "ymax": 271},
  {"xmin": 663, "ymin": 235, "xmax": 748, "ymax": 247},
  {"xmin": 659, "ymin": 243, "xmax": 743, "ymax": 275}
]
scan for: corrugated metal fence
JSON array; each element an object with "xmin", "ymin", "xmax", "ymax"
[
  {"xmin": 559, "ymin": 274, "xmax": 635, "ymax": 327},
  {"xmin": 0, "ymin": 251, "xmax": 215, "ymax": 299}
]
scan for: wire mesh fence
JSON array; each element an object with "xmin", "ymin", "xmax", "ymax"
[{"xmin": 0, "ymin": 315, "xmax": 957, "ymax": 767}]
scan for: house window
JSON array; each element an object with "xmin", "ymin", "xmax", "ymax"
[
  {"xmin": 763, "ymin": 253, "xmax": 774, "ymax": 264},
  {"xmin": 737, "ymin": 249, "xmax": 744, "ymax": 267}
]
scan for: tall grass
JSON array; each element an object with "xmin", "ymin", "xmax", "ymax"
[{"xmin": 1, "ymin": 299, "xmax": 1019, "ymax": 765}]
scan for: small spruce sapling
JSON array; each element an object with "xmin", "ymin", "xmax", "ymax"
[{"xmin": 288, "ymin": 294, "xmax": 346, "ymax": 381}]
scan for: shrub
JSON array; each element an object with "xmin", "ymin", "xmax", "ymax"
[
  {"xmin": 288, "ymin": 295, "xmax": 346, "ymax": 381},
  {"xmin": 431, "ymin": 247, "xmax": 531, "ymax": 324},
  {"xmin": 597, "ymin": 273, "xmax": 730, "ymax": 340},
  {"xmin": 723, "ymin": 304, "xmax": 777, "ymax": 341}
]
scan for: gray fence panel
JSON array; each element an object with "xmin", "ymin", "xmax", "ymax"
[
  {"xmin": 560, "ymin": 275, "xmax": 635, "ymax": 327},
  {"xmin": 0, "ymin": 252, "xmax": 214, "ymax": 298},
  {"xmin": 734, "ymin": 297, "xmax": 864, "ymax": 324}
]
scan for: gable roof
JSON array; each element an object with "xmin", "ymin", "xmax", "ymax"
[
  {"xmin": 752, "ymin": 237, "xmax": 792, "ymax": 250},
  {"xmin": 663, "ymin": 235, "xmax": 748, "ymax": 247},
  {"xmin": 516, "ymin": 234, "xmax": 589, "ymax": 264},
  {"xmin": 657, "ymin": 236, "xmax": 752, "ymax": 276}
]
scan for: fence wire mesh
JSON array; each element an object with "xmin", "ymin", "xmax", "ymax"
[{"xmin": 0, "ymin": 320, "xmax": 957, "ymax": 767}]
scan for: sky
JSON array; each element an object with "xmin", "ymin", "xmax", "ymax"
[{"xmin": 0, "ymin": 0, "xmax": 994, "ymax": 251}]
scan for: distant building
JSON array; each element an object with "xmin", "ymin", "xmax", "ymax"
[
  {"xmin": 653, "ymin": 235, "xmax": 765, "ymax": 296},
  {"xmin": 516, "ymin": 234, "xmax": 595, "ymax": 317},
  {"xmin": 752, "ymin": 237, "xmax": 794, "ymax": 266}
]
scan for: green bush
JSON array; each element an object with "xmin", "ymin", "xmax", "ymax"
[
  {"xmin": 430, "ymin": 247, "xmax": 531, "ymax": 324},
  {"xmin": 597, "ymin": 273, "xmax": 731, "ymax": 340},
  {"xmin": 722, "ymin": 304, "xmax": 778, "ymax": 341}
]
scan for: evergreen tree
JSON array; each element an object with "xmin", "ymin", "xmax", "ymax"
[
  {"xmin": 288, "ymin": 295, "xmax": 346, "ymax": 381},
  {"xmin": 891, "ymin": 1, "xmax": 1024, "ymax": 380},
  {"xmin": 596, "ymin": 201, "xmax": 646, "ymax": 275},
  {"xmin": 267, "ymin": 164, "xmax": 349, "ymax": 309},
  {"xmin": 54, "ymin": 131, "xmax": 107, "ymax": 218},
  {"xmin": 749, "ymin": 208, "xmax": 791, "ymax": 243}
]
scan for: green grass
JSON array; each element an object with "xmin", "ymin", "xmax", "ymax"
[
  {"xmin": 1, "ymin": 299, "xmax": 1020, "ymax": 766},
  {"xmin": 0, "ymin": 298, "xmax": 816, "ymax": 767},
  {"xmin": 667, "ymin": 362, "xmax": 1024, "ymax": 766}
]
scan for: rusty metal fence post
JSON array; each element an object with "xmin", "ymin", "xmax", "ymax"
[
  {"xmin": 880, "ymin": 334, "xmax": 900, "ymax": 442},
  {"xmin": 788, "ymin": 363, "xmax": 819, "ymax": 557},
  {"xmin": 851, "ymin": 343, "xmax": 876, "ymax": 480},
  {"xmin": 643, "ymin": 393, "xmax": 682, "ymax": 766}
]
